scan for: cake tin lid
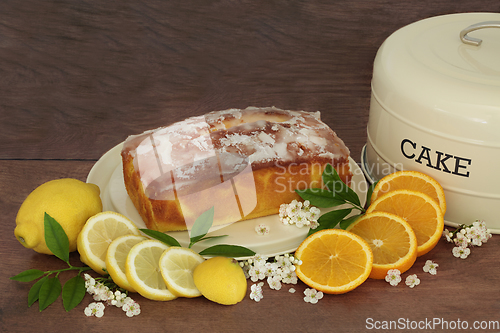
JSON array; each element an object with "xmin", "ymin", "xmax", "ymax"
[{"xmin": 372, "ymin": 13, "xmax": 500, "ymax": 146}]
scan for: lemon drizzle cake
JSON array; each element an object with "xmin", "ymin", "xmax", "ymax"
[{"xmin": 121, "ymin": 107, "xmax": 352, "ymax": 232}]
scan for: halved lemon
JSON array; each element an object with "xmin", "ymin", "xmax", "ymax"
[
  {"xmin": 159, "ymin": 247, "xmax": 205, "ymax": 298},
  {"xmin": 105, "ymin": 234, "xmax": 147, "ymax": 292},
  {"xmin": 77, "ymin": 211, "xmax": 140, "ymax": 275},
  {"xmin": 125, "ymin": 239, "xmax": 177, "ymax": 301},
  {"xmin": 294, "ymin": 228, "xmax": 373, "ymax": 294},
  {"xmin": 346, "ymin": 212, "xmax": 418, "ymax": 279}
]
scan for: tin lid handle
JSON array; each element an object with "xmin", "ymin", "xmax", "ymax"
[{"xmin": 460, "ymin": 21, "xmax": 500, "ymax": 46}]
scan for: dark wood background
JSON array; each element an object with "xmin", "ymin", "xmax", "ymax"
[{"xmin": 1, "ymin": 1, "xmax": 499, "ymax": 332}]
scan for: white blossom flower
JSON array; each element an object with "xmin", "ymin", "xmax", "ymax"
[
  {"xmin": 267, "ymin": 276, "xmax": 282, "ymax": 290},
  {"xmin": 423, "ymin": 260, "xmax": 438, "ymax": 275},
  {"xmin": 452, "ymin": 246, "xmax": 470, "ymax": 259},
  {"xmin": 122, "ymin": 299, "xmax": 141, "ymax": 317},
  {"xmin": 248, "ymin": 265, "xmax": 266, "ymax": 282},
  {"xmin": 279, "ymin": 204, "xmax": 287, "ymax": 218},
  {"xmin": 405, "ymin": 274, "xmax": 420, "ymax": 288},
  {"xmin": 92, "ymin": 284, "xmax": 113, "ymax": 302},
  {"xmin": 453, "ymin": 232, "xmax": 468, "ymax": 248},
  {"xmin": 84, "ymin": 302, "xmax": 105, "ymax": 318},
  {"xmin": 443, "ymin": 229, "xmax": 453, "ymax": 243},
  {"xmin": 250, "ymin": 283, "xmax": 264, "ymax": 302},
  {"xmin": 468, "ymin": 224, "xmax": 490, "ymax": 247},
  {"xmin": 285, "ymin": 200, "xmax": 302, "ymax": 217},
  {"xmin": 296, "ymin": 210, "xmax": 310, "ymax": 228},
  {"xmin": 84, "ymin": 274, "xmax": 97, "ymax": 294},
  {"xmin": 309, "ymin": 207, "xmax": 321, "ymax": 220},
  {"xmin": 309, "ymin": 220, "xmax": 320, "ymax": 229},
  {"xmin": 255, "ymin": 224, "xmax": 270, "ymax": 236},
  {"xmin": 288, "ymin": 288, "xmax": 296, "ymax": 293},
  {"xmin": 253, "ymin": 254, "xmax": 268, "ymax": 266},
  {"xmin": 281, "ymin": 271, "xmax": 298, "ymax": 284},
  {"xmin": 110, "ymin": 291, "xmax": 128, "ymax": 307},
  {"xmin": 385, "ymin": 269, "xmax": 401, "ymax": 286},
  {"xmin": 303, "ymin": 288, "xmax": 323, "ymax": 304},
  {"xmin": 264, "ymin": 262, "xmax": 278, "ymax": 277}
]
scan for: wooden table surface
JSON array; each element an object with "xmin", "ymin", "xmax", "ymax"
[{"xmin": 1, "ymin": 1, "xmax": 499, "ymax": 332}]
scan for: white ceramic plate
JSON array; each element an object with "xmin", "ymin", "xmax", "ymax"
[{"xmin": 87, "ymin": 142, "xmax": 368, "ymax": 259}]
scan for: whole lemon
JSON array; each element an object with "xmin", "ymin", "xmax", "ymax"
[
  {"xmin": 15, "ymin": 178, "xmax": 103, "ymax": 255},
  {"xmin": 193, "ymin": 256, "xmax": 247, "ymax": 305}
]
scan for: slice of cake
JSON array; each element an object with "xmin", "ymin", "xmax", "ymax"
[{"xmin": 121, "ymin": 106, "xmax": 352, "ymax": 233}]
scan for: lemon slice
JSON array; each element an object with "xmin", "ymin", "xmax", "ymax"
[
  {"xmin": 159, "ymin": 247, "xmax": 205, "ymax": 298},
  {"xmin": 125, "ymin": 239, "xmax": 177, "ymax": 301},
  {"xmin": 105, "ymin": 234, "xmax": 147, "ymax": 292},
  {"xmin": 77, "ymin": 211, "xmax": 140, "ymax": 275}
]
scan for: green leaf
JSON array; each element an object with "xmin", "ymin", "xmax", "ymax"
[
  {"xmin": 295, "ymin": 188, "xmax": 347, "ymax": 208},
  {"xmin": 339, "ymin": 213, "xmax": 363, "ymax": 230},
  {"xmin": 10, "ymin": 269, "xmax": 45, "ymax": 282},
  {"xmin": 322, "ymin": 165, "xmax": 360, "ymax": 207},
  {"xmin": 308, "ymin": 208, "xmax": 352, "ymax": 236},
  {"xmin": 28, "ymin": 276, "xmax": 48, "ymax": 307},
  {"xmin": 39, "ymin": 277, "xmax": 62, "ymax": 311},
  {"xmin": 44, "ymin": 213, "xmax": 70, "ymax": 263},
  {"xmin": 199, "ymin": 244, "xmax": 256, "ymax": 257},
  {"xmin": 321, "ymin": 164, "xmax": 339, "ymax": 191},
  {"xmin": 189, "ymin": 207, "xmax": 215, "ymax": 247},
  {"xmin": 194, "ymin": 235, "xmax": 228, "ymax": 243},
  {"xmin": 364, "ymin": 181, "xmax": 379, "ymax": 210},
  {"xmin": 62, "ymin": 275, "xmax": 86, "ymax": 312},
  {"xmin": 139, "ymin": 229, "xmax": 181, "ymax": 247}
]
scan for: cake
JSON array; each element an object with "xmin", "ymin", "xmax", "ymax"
[{"xmin": 121, "ymin": 106, "xmax": 352, "ymax": 233}]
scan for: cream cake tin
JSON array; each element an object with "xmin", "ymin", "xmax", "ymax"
[{"xmin": 361, "ymin": 13, "xmax": 500, "ymax": 232}]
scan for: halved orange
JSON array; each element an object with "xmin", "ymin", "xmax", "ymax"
[
  {"xmin": 346, "ymin": 212, "xmax": 418, "ymax": 279},
  {"xmin": 371, "ymin": 170, "xmax": 446, "ymax": 214},
  {"xmin": 294, "ymin": 229, "xmax": 373, "ymax": 294},
  {"xmin": 366, "ymin": 189, "xmax": 444, "ymax": 257}
]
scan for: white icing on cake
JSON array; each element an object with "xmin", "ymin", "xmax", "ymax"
[{"xmin": 122, "ymin": 107, "xmax": 350, "ymax": 196}]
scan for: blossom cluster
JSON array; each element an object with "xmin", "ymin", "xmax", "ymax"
[
  {"xmin": 443, "ymin": 220, "xmax": 492, "ymax": 259},
  {"xmin": 241, "ymin": 254, "xmax": 302, "ymax": 302},
  {"xmin": 279, "ymin": 200, "xmax": 321, "ymax": 228},
  {"xmin": 385, "ymin": 260, "xmax": 438, "ymax": 288},
  {"xmin": 84, "ymin": 273, "xmax": 140, "ymax": 317}
]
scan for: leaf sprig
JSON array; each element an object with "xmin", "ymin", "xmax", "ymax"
[
  {"xmin": 10, "ymin": 213, "xmax": 92, "ymax": 312},
  {"xmin": 140, "ymin": 206, "xmax": 256, "ymax": 258},
  {"xmin": 295, "ymin": 164, "xmax": 377, "ymax": 235}
]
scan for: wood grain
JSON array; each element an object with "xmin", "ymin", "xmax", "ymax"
[
  {"xmin": 2, "ymin": 1, "xmax": 500, "ymax": 332},
  {"xmin": 1, "ymin": 0, "xmax": 497, "ymax": 161}
]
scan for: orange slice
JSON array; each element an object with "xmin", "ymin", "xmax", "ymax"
[
  {"xmin": 346, "ymin": 212, "xmax": 418, "ymax": 279},
  {"xmin": 294, "ymin": 229, "xmax": 373, "ymax": 294},
  {"xmin": 366, "ymin": 189, "xmax": 444, "ymax": 257},
  {"xmin": 371, "ymin": 170, "xmax": 446, "ymax": 214}
]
